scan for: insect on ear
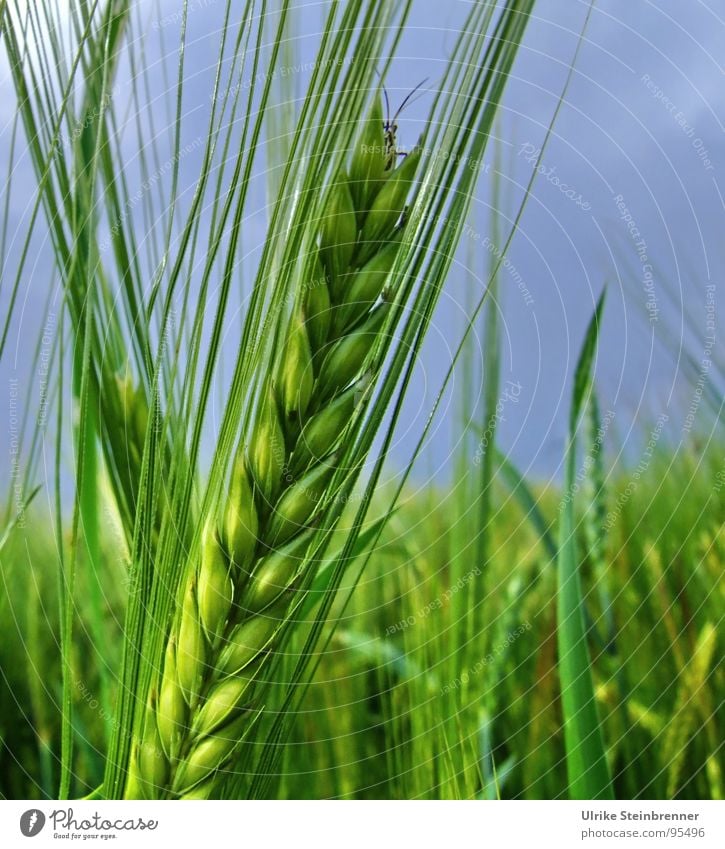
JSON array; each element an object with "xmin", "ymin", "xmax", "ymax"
[{"xmin": 382, "ymin": 78, "xmax": 429, "ymax": 171}]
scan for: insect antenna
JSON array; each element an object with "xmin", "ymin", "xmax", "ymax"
[
  {"xmin": 382, "ymin": 84, "xmax": 392, "ymax": 130},
  {"xmin": 390, "ymin": 77, "xmax": 429, "ymax": 125}
]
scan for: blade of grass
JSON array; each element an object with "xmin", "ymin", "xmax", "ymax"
[
  {"xmin": 557, "ymin": 290, "xmax": 614, "ymax": 800},
  {"xmin": 495, "ymin": 448, "xmax": 558, "ymax": 562}
]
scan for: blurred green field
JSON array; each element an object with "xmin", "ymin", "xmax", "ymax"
[
  {"xmin": 3, "ymin": 439, "xmax": 721, "ymax": 800},
  {"xmin": 279, "ymin": 444, "xmax": 723, "ymax": 800}
]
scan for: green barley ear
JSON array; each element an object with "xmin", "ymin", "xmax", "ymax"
[
  {"xmin": 171, "ymin": 712, "xmax": 254, "ymax": 795},
  {"xmin": 349, "ymin": 93, "xmax": 386, "ymax": 215},
  {"xmin": 218, "ymin": 602, "xmax": 287, "ymax": 675},
  {"xmin": 221, "ymin": 451, "xmax": 259, "ymax": 570},
  {"xmin": 129, "ymin": 94, "xmax": 422, "ymax": 801},
  {"xmin": 180, "ymin": 777, "xmax": 217, "ymax": 800},
  {"xmin": 291, "ymin": 384, "xmax": 358, "ymax": 475},
  {"xmin": 248, "ymin": 388, "xmax": 285, "ymax": 505},
  {"xmin": 176, "ymin": 579, "xmax": 205, "ymax": 706},
  {"xmin": 115, "ymin": 374, "xmax": 149, "ymax": 451},
  {"xmin": 315, "ymin": 304, "xmax": 390, "ymax": 403},
  {"xmin": 358, "ymin": 146, "xmax": 421, "ymax": 263},
  {"xmin": 278, "ymin": 311, "xmax": 314, "ymax": 421},
  {"xmin": 156, "ymin": 636, "xmax": 187, "ymax": 758},
  {"xmin": 124, "ymin": 758, "xmax": 145, "ymax": 801},
  {"xmin": 242, "ymin": 531, "xmax": 314, "ymax": 613},
  {"xmin": 267, "ymin": 460, "xmax": 337, "ymax": 547},
  {"xmin": 332, "ymin": 234, "xmax": 403, "ymax": 333},
  {"xmin": 111, "ymin": 373, "xmax": 148, "ymax": 474},
  {"xmin": 197, "ymin": 522, "xmax": 234, "ymax": 642},
  {"xmin": 138, "ymin": 691, "xmax": 169, "ymax": 795},
  {"xmin": 179, "ymin": 775, "xmax": 217, "ymax": 801},
  {"xmin": 319, "ymin": 172, "xmax": 358, "ymax": 285},
  {"xmin": 191, "ymin": 664, "xmax": 261, "ymax": 737},
  {"xmin": 302, "ymin": 254, "xmax": 331, "ymax": 354}
]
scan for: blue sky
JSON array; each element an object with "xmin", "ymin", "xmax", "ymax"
[
  {"xmin": 1, "ymin": 0, "xmax": 722, "ymax": 488},
  {"xmin": 391, "ymin": 0, "xmax": 724, "ymax": 479}
]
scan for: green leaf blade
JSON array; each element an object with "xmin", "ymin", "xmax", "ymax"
[{"xmin": 557, "ymin": 290, "xmax": 614, "ymax": 800}]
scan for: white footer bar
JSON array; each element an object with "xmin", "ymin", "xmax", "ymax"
[{"xmin": 2, "ymin": 800, "xmax": 723, "ymax": 849}]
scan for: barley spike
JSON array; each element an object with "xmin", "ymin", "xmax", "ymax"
[{"xmin": 126, "ymin": 92, "xmax": 419, "ymax": 799}]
